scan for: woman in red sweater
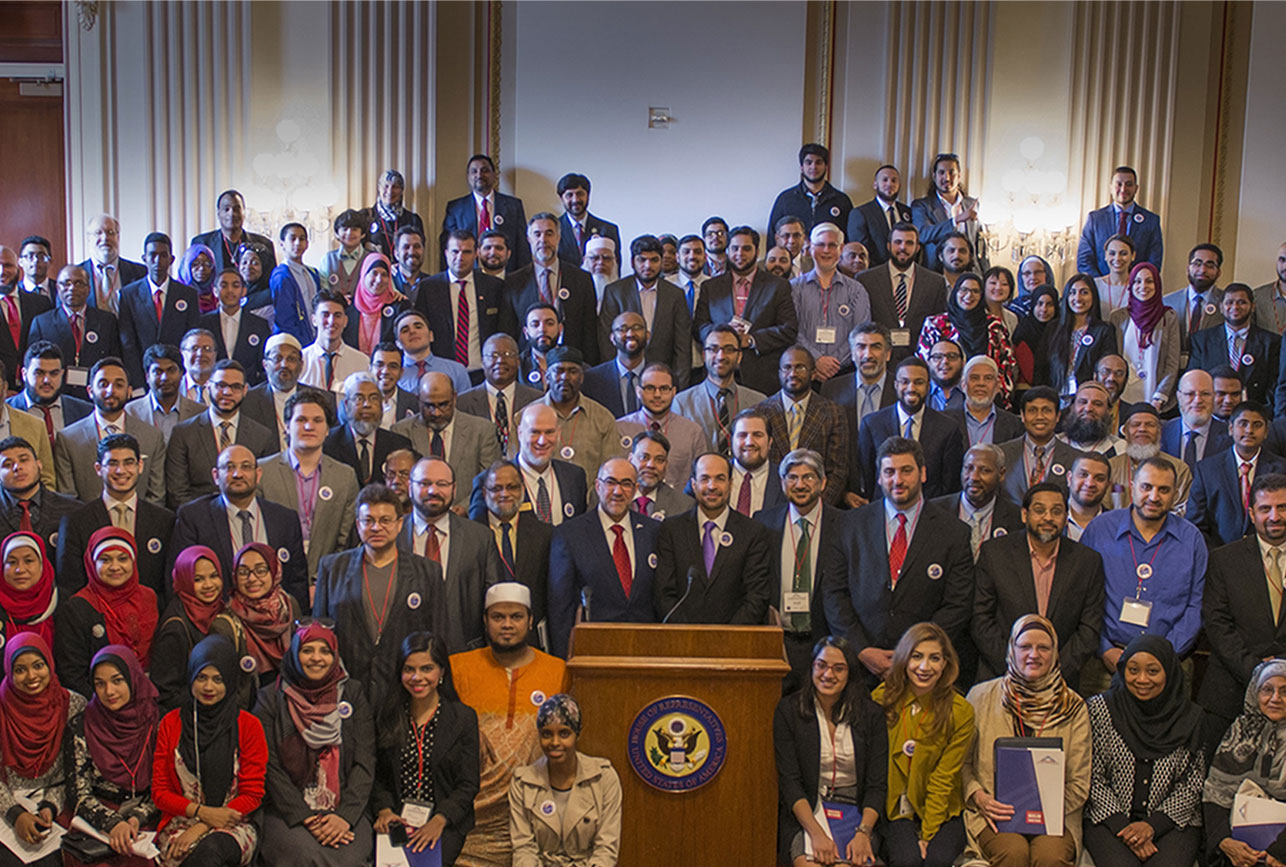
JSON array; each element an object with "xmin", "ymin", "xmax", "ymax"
[{"xmin": 152, "ymin": 634, "xmax": 266, "ymax": 867}]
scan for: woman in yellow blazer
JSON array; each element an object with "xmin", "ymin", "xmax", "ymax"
[{"xmin": 873, "ymin": 622, "xmax": 974, "ymax": 867}]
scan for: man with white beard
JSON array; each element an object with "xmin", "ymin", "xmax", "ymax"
[
  {"xmin": 582, "ymin": 235, "xmax": 618, "ymax": 311},
  {"xmin": 1058, "ymin": 381, "xmax": 1125, "ymax": 456},
  {"xmin": 1107, "ymin": 402, "xmax": 1192, "ymax": 510}
]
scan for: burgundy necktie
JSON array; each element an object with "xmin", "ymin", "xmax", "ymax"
[
  {"xmin": 611, "ymin": 525, "xmax": 632, "ymax": 595},
  {"xmin": 16, "ymin": 501, "xmax": 32, "ymax": 533},
  {"xmin": 454, "ymin": 281, "xmax": 470, "ymax": 366},
  {"xmin": 736, "ymin": 472, "xmax": 752, "ymax": 515},
  {"xmin": 1117, "ymin": 209, "xmax": 1128, "ymax": 237}
]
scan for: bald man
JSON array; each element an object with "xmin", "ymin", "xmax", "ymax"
[
  {"xmin": 392, "ymin": 371, "xmax": 501, "ymax": 509},
  {"xmin": 1162, "ymin": 369, "xmax": 1232, "ymax": 472},
  {"xmin": 467, "ymin": 403, "xmax": 589, "ymax": 525},
  {"xmin": 76, "ymin": 213, "xmax": 146, "ymax": 314},
  {"xmin": 0, "ymin": 247, "xmax": 53, "ymax": 389}
]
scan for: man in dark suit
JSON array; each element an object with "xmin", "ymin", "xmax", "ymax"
[
  {"xmin": 857, "ymin": 356, "xmax": 964, "ymax": 501},
  {"xmin": 56, "ymin": 432, "xmax": 174, "ymax": 601},
  {"xmin": 1163, "ymin": 369, "xmax": 1231, "ymax": 472},
  {"xmin": 728, "ymin": 408, "xmax": 786, "ymax": 516},
  {"xmin": 556, "ymin": 173, "xmax": 621, "ymax": 268},
  {"xmin": 972, "ymin": 482, "xmax": 1106, "ymax": 681},
  {"xmin": 467, "ymin": 403, "xmax": 588, "ymax": 525},
  {"xmin": 822, "ymin": 323, "xmax": 897, "ymax": 505},
  {"xmin": 456, "ymin": 334, "xmax": 541, "ymax": 459},
  {"xmin": 197, "ymin": 269, "xmax": 271, "ymax": 388},
  {"xmin": 27, "ymin": 265, "xmax": 121, "ymax": 400},
  {"xmin": 189, "ymin": 189, "xmax": 278, "ymax": 272},
  {"xmin": 628, "ymin": 429, "xmax": 694, "ymax": 520},
  {"xmin": 582, "ymin": 311, "xmax": 647, "ymax": 419},
  {"xmin": 168, "ymin": 444, "xmax": 308, "ymax": 607},
  {"xmin": 473, "ymin": 460, "xmax": 552, "ymax": 630},
  {"xmin": 930, "ymin": 443, "xmax": 1025, "ymax": 560},
  {"xmin": 498, "ymin": 214, "xmax": 600, "ymax": 365},
  {"xmin": 1163, "ymin": 244, "xmax": 1226, "ymax": 367},
  {"xmin": 400, "ymin": 457, "xmax": 501, "ymax": 652},
  {"xmin": 821, "ymin": 435, "xmax": 974, "ymax": 683},
  {"xmin": 1187, "ymin": 283, "xmax": 1279, "ymax": 413},
  {"xmin": 911, "ymin": 153, "xmax": 989, "ymax": 273},
  {"xmin": 7, "ymin": 341, "xmax": 92, "ymax": 445},
  {"xmin": 757, "ymin": 347, "xmax": 848, "ymax": 505},
  {"xmin": 855, "ymin": 222, "xmax": 948, "ymax": 362},
  {"xmin": 416, "ymin": 230, "xmax": 503, "ymax": 382},
  {"xmin": 117, "ymin": 233, "xmax": 201, "ymax": 388},
  {"xmin": 846, "ymin": 164, "xmax": 914, "ymax": 268},
  {"xmin": 1075, "ymin": 166, "xmax": 1163, "ymax": 277},
  {"xmin": 369, "ymin": 343, "xmax": 419, "ymax": 429},
  {"xmin": 997, "ymin": 387, "xmax": 1084, "ymax": 505},
  {"xmin": 944, "ymin": 355, "xmax": 1024, "ymax": 447},
  {"xmin": 517, "ymin": 302, "xmax": 559, "ymax": 391},
  {"xmin": 77, "ymin": 213, "xmax": 145, "ymax": 314},
  {"xmin": 653, "ymin": 452, "xmax": 772, "ymax": 624},
  {"xmin": 165, "ymin": 360, "xmax": 277, "ymax": 509},
  {"xmin": 439, "ymin": 154, "xmax": 529, "ymax": 271},
  {"xmin": 325, "ymin": 372, "xmax": 413, "ymax": 487},
  {"xmin": 693, "ymin": 226, "xmax": 798, "ymax": 395},
  {"xmin": 548, "ymin": 457, "xmax": 660, "ymax": 657},
  {"xmin": 1188, "ymin": 401, "xmax": 1286, "ymax": 548},
  {"xmin": 766, "ymin": 143, "xmax": 854, "ymax": 244},
  {"xmin": 755, "ymin": 448, "xmax": 841, "ymax": 693},
  {"xmin": 0, "ymin": 434, "xmax": 80, "ymax": 554},
  {"xmin": 0, "ymin": 259, "xmax": 53, "ymax": 391},
  {"xmin": 313, "ymin": 484, "xmax": 448, "ymax": 709},
  {"xmin": 1201, "ymin": 472, "xmax": 1286, "ymax": 745},
  {"xmin": 597, "ymin": 236, "xmax": 692, "ymax": 387}
]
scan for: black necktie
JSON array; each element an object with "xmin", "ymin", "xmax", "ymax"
[
  {"xmin": 358, "ymin": 438, "xmax": 371, "ymax": 485},
  {"xmin": 494, "ymin": 391, "xmax": 509, "ymax": 453},
  {"xmin": 625, "ymin": 371, "xmax": 638, "ymax": 414},
  {"xmin": 500, "ymin": 521, "xmax": 515, "ymax": 570},
  {"xmin": 431, "ymin": 430, "xmax": 445, "ymax": 458}
]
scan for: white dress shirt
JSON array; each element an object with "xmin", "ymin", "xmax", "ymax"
[
  {"xmin": 598, "ymin": 507, "xmax": 635, "ymax": 575},
  {"xmin": 519, "ymin": 455, "xmax": 565, "ymax": 525}
]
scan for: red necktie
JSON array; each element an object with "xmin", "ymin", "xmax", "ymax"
[
  {"xmin": 1241, "ymin": 462, "xmax": 1253, "ymax": 512},
  {"xmin": 16, "ymin": 501, "xmax": 32, "ymax": 533},
  {"xmin": 634, "ymin": 495, "xmax": 651, "ymax": 515},
  {"xmin": 479, "ymin": 198, "xmax": 491, "ymax": 231},
  {"xmin": 734, "ymin": 278, "xmax": 750, "ymax": 317},
  {"xmin": 425, "ymin": 526, "xmax": 441, "ymax": 563},
  {"xmin": 736, "ymin": 471, "xmax": 752, "ymax": 515},
  {"xmin": 153, "ymin": 289, "xmax": 164, "ymax": 324},
  {"xmin": 611, "ymin": 525, "xmax": 632, "ymax": 596},
  {"xmin": 38, "ymin": 406, "xmax": 54, "ymax": 449},
  {"xmin": 1117, "ymin": 208, "xmax": 1128, "ymax": 237},
  {"xmin": 70, "ymin": 313, "xmax": 83, "ymax": 357},
  {"xmin": 889, "ymin": 513, "xmax": 908, "ymax": 588},
  {"xmin": 454, "ymin": 281, "xmax": 470, "ymax": 366},
  {"xmin": 2, "ymin": 296, "xmax": 19, "ymax": 350}
]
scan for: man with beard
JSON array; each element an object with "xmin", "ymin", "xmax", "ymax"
[
  {"xmin": 767, "ymin": 143, "xmax": 853, "ymax": 244},
  {"xmin": 477, "ymin": 229, "xmax": 511, "ymax": 279},
  {"xmin": 417, "ymin": 230, "xmax": 503, "ymax": 384},
  {"xmin": 0, "ymin": 362, "xmax": 53, "ymax": 486},
  {"xmin": 555, "ymin": 172, "xmax": 620, "ymax": 268},
  {"xmin": 1162, "ymin": 243, "xmax": 1224, "ymax": 366},
  {"xmin": 369, "ymin": 341, "xmax": 418, "ymax": 428},
  {"xmin": 519, "ymin": 303, "xmax": 560, "ymax": 390},
  {"xmin": 9, "ymin": 341, "xmax": 91, "ymax": 447},
  {"xmin": 241, "ymin": 333, "xmax": 335, "ymax": 451},
  {"xmin": 855, "ymin": 222, "xmax": 948, "ymax": 363},
  {"xmin": 658, "ymin": 234, "xmax": 680, "ymax": 281},
  {"xmin": 548, "ymin": 457, "xmax": 660, "ymax": 657},
  {"xmin": 839, "ymin": 241, "xmax": 870, "ymax": 279},
  {"xmin": 1076, "ymin": 166, "xmax": 1163, "ymax": 276},
  {"xmin": 54, "ymin": 357, "xmax": 165, "ymax": 503},
  {"xmin": 823, "ymin": 323, "xmax": 896, "ymax": 505},
  {"xmin": 676, "ymin": 235, "xmax": 709, "ymax": 380},
  {"xmin": 537, "ymin": 345, "xmax": 623, "ymax": 486},
  {"xmin": 367, "ymin": 169, "xmax": 425, "ymax": 259},
  {"xmin": 925, "ymin": 338, "xmax": 965, "ymax": 412},
  {"xmin": 1188, "ymin": 400, "xmax": 1286, "ymax": 548},
  {"xmin": 617, "ymin": 363, "xmax": 705, "ymax": 492},
  {"xmin": 394, "ymin": 371, "xmax": 500, "ymax": 510},
  {"xmin": 450, "ymin": 583, "xmax": 567, "ymax": 866},
  {"xmin": 847, "ymin": 164, "xmax": 913, "ymax": 269},
  {"xmin": 1094, "ymin": 353, "xmax": 1130, "ymax": 433},
  {"xmin": 763, "ymin": 245, "xmax": 794, "ymax": 280},
  {"xmin": 1162, "ymin": 369, "xmax": 1231, "ymax": 472},
  {"xmin": 177, "ymin": 328, "xmax": 217, "ymax": 405},
  {"xmin": 773, "ymin": 216, "xmax": 811, "ymax": 278},
  {"xmin": 440, "ymin": 153, "xmax": 530, "ymax": 271},
  {"xmin": 1080, "ymin": 458, "xmax": 1205, "ymax": 693},
  {"xmin": 583, "ymin": 311, "xmax": 647, "ymax": 418},
  {"xmin": 1211, "ymin": 365, "xmax": 1244, "ymax": 424},
  {"xmin": 672, "ymin": 324, "xmax": 767, "ymax": 455},
  {"xmin": 1065, "ymin": 452, "xmax": 1112, "ymax": 541},
  {"xmin": 77, "ymin": 214, "xmax": 146, "ymax": 315},
  {"xmin": 728, "ymin": 408, "xmax": 785, "ymax": 516},
  {"xmin": 467, "ymin": 404, "xmax": 587, "ymax": 526},
  {"xmin": 1107, "ymin": 403, "xmax": 1192, "ymax": 511},
  {"xmin": 324, "ymin": 372, "xmax": 413, "ymax": 487},
  {"xmin": 390, "ymin": 226, "xmax": 430, "ymax": 301},
  {"xmin": 912, "ymin": 153, "xmax": 989, "ymax": 273},
  {"xmin": 628, "ymin": 429, "xmax": 693, "ymax": 519},
  {"xmin": 856, "ymin": 356, "xmax": 964, "ymax": 501},
  {"xmin": 756, "ymin": 348, "xmax": 848, "ymax": 505},
  {"xmin": 165, "ymin": 358, "xmax": 276, "ymax": 508},
  {"xmin": 257, "ymin": 387, "xmax": 359, "ymax": 581},
  {"xmin": 1058, "ymin": 381, "xmax": 1125, "ymax": 456},
  {"xmin": 791, "ymin": 223, "xmax": 870, "ymax": 382},
  {"xmin": 401, "ymin": 456, "xmax": 501, "ymax": 652},
  {"xmin": 598, "ymin": 236, "xmax": 691, "ymax": 387},
  {"xmin": 821, "ymin": 436, "xmax": 973, "ymax": 683},
  {"xmin": 457, "ymin": 333, "xmax": 541, "ymax": 458},
  {"xmin": 1190, "ymin": 282, "xmax": 1277, "ymax": 411},
  {"xmin": 702, "ymin": 216, "xmax": 730, "ymax": 277},
  {"xmin": 499, "ymin": 213, "xmax": 599, "ymax": 365},
  {"xmin": 17, "ymin": 236, "xmax": 54, "ymax": 300},
  {"xmin": 475, "ymin": 460, "xmax": 551, "ymax": 622},
  {"xmin": 944, "ymin": 355, "xmax": 1023, "ymax": 446},
  {"xmin": 998, "ymin": 386, "xmax": 1082, "ymax": 505},
  {"xmin": 381, "ymin": 447, "xmax": 416, "ymax": 512},
  {"xmin": 972, "ymin": 481, "xmax": 1106, "ymax": 681},
  {"xmin": 0, "ymin": 435, "xmax": 79, "ymax": 554},
  {"xmin": 939, "ymin": 232, "xmax": 977, "ymax": 289},
  {"xmin": 582, "ymin": 236, "xmax": 618, "ymax": 311},
  {"xmin": 930, "ymin": 443, "xmax": 1023, "ymax": 560},
  {"xmin": 1253, "ymin": 241, "xmax": 1286, "ymax": 335}
]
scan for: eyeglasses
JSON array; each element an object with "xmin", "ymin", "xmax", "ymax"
[
  {"xmin": 812, "ymin": 661, "xmax": 848, "ymax": 675},
  {"xmin": 483, "ymin": 351, "xmax": 518, "ymax": 361},
  {"xmin": 1259, "ymin": 685, "xmax": 1286, "ymax": 700},
  {"xmin": 235, "ymin": 565, "xmax": 272, "ymax": 579},
  {"xmin": 294, "ymin": 616, "xmax": 336, "ymax": 630},
  {"xmin": 596, "ymin": 477, "xmax": 637, "ymax": 491},
  {"xmin": 358, "ymin": 516, "xmax": 399, "ymax": 529},
  {"xmin": 210, "ymin": 381, "xmax": 245, "ymax": 392},
  {"xmin": 928, "ymin": 352, "xmax": 962, "ymax": 363},
  {"xmin": 640, "ymin": 384, "xmax": 673, "ymax": 395}
]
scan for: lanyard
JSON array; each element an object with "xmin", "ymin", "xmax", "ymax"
[
  {"xmin": 410, "ymin": 707, "xmax": 436, "ymax": 794},
  {"xmin": 220, "ymin": 233, "xmax": 238, "ymax": 268},
  {"xmin": 118, "ymin": 726, "xmax": 155, "ymax": 798},
  {"xmin": 362, "ymin": 552, "xmax": 398, "ymax": 641},
  {"xmin": 1126, "ymin": 531, "xmax": 1163, "ymax": 597},
  {"xmin": 1015, "ymin": 703, "xmax": 1053, "ymax": 738},
  {"xmin": 555, "ymin": 407, "xmax": 583, "ymax": 452}
]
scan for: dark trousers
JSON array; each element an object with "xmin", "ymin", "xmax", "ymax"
[
  {"xmin": 881, "ymin": 815, "xmax": 965, "ymax": 867},
  {"xmin": 183, "ymin": 832, "xmax": 242, "ymax": 867},
  {"xmin": 1083, "ymin": 821, "xmax": 1201, "ymax": 867},
  {"xmin": 783, "ymin": 631, "xmax": 816, "ymax": 696}
]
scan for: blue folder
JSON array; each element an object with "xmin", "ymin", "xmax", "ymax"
[
  {"xmin": 820, "ymin": 800, "xmax": 861, "ymax": 857},
  {"xmin": 994, "ymin": 736, "xmax": 1065, "ymax": 837}
]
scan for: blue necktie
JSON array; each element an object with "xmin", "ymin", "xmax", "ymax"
[{"xmin": 686, "ymin": 280, "xmax": 696, "ymax": 314}]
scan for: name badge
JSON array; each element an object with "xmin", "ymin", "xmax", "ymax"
[
  {"xmin": 401, "ymin": 800, "xmax": 433, "ymax": 827},
  {"xmin": 783, "ymin": 592, "xmax": 810, "ymax": 613},
  {"xmin": 891, "ymin": 328, "xmax": 911, "ymax": 347},
  {"xmin": 815, "ymin": 327, "xmax": 837, "ymax": 345},
  {"xmin": 1120, "ymin": 597, "xmax": 1152, "ymax": 627},
  {"xmin": 66, "ymin": 367, "xmax": 89, "ymax": 387}
]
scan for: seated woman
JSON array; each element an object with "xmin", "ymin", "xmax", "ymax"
[
  {"xmin": 74, "ymin": 645, "xmax": 162, "ymax": 863},
  {"xmin": 1204, "ymin": 658, "xmax": 1286, "ymax": 867},
  {"xmin": 372, "ymin": 632, "xmax": 478, "ymax": 866},
  {"xmin": 962, "ymin": 614, "xmax": 1090, "ymax": 867},
  {"xmin": 254, "ymin": 620, "xmax": 374, "ymax": 867},
  {"xmin": 510, "ymin": 694, "xmax": 622, "ymax": 867},
  {"xmin": 1084, "ymin": 635, "xmax": 1204, "ymax": 867},
  {"xmin": 1010, "ymin": 285, "xmax": 1060, "ymax": 391},
  {"xmin": 0, "ymin": 532, "xmax": 56, "ymax": 649},
  {"xmin": 55, "ymin": 528, "xmax": 158, "ymax": 697},
  {"xmin": 0, "ymin": 632, "xmax": 87, "ymax": 867},
  {"xmin": 212, "ymin": 543, "xmax": 299, "ymax": 708},
  {"xmin": 774, "ymin": 636, "xmax": 885, "ymax": 867},
  {"xmin": 917, "ymin": 272, "xmax": 1017, "ymax": 407},
  {"xmin": 872, "ymin": 623, "xmax": 974, "ymax": 867},
  {"xmin": 153, "ymin": 547, "xmax": 226, "ymax": 714},
  {"xmin": 153, "ymin": 635, "xmax": 266, "ymax": 867}
]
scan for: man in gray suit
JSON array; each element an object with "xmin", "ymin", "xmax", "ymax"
[
  {"xmin": 258, "ymin": 387, "xmax": 358, "ymax": 580},
  {"xmin": 910, "ymin": 152, "xmax": 989, "ymax": 272},
  {"xmin": 628, "ymin": 430, "xmax": 693, "ymax": 520},
  {"xmin": 455, "ymin": 333, "xmax": 540, "ymax": 459},
  {"xmin": 164, "ymin": 359, "xmax": 277, "ymax": 509},
  {"xmin": 855, "ymin": 223, "xmax": 949, "ymax": 362},
  {"xmin": 597, "ymin": 235, "xmax": 692, "ymax": 388},
  {"xmin": 54, "ymin": 357, "xmax": 166, "ymax": 504},
  {"xmin": 393, "ymin": 371, "xmax": 502, "ymax": 510},
  {"xmin": 400, "ymin": 456, "xmax": 501, "ymax": 651},
  {"xmin": 123, "ymin": 343, "xmax": 205, "ymax": 444},
  {"xmin": 997, "ymin": 386, "xmax": 1084, "ymax": 506},
  {"xmin": 671, "ymin": 323, "xmax": 767, "ymax": 455},
  {"xmin": 1161, "ymin": 243, "xmax": 1224, "ymax": 367}
]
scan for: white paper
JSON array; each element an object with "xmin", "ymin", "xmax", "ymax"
[
  {"xmin": 70, "ymin": 814, "xmax": 160, "ymax": 859},
  {"xmin": 376, "ymin": 832, "xmax": 411, "ymax": 867},
  {"xmin": 0, "ymin": 802, "xmax": 63, "ymax": 865}
]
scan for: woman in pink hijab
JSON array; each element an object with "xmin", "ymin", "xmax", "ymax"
[{"xmin": 347, "ymin": 253, "xmax": 409, "ymax": 354}]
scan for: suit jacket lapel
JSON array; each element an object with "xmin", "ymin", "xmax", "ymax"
[{"xmin": 208, "ymin": 498, "xmax": 235, "ymax": 568}]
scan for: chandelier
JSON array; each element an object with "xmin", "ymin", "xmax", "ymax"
[
  {"xmin": 243, "ymin": 120, "xmax": 340, "ymax": 249},
  {"xmin": 980, "ymin": 137, "xmax": 1079, "ymax": 268}
]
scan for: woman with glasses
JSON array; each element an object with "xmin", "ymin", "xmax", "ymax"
[
  {"xmin": 153, "ymin": 547, "xmax": 226, "ymax": 714},
  {"xmin": 212, "ymin": 543, "xmax": 300, "ymax": 708},
  {"xmin": 179, "ymin": 244, "xmax": 218, "ymax": 314},
  {"xmin": 916, "ymin": 272, "xmax": 1017, "ymax": 407},
  {"xmin": 253, "ymin": 620, "xmax": 374, "ymax": 867}
]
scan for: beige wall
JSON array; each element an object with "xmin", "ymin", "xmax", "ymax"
[{"xmin": 1234, "ymin": 1, "xmax": 1286, "ymax": 285}]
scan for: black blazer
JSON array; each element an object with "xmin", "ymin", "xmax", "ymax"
[
  {"xmin": 56, "ymin": 497, "xmax": 175, "ymax": 603},
  {"xmin": 342, "ymin": 297, "xmax": 411, "ymax": 350},
  {"xmin": 189, "ymin": 229, "xmax": 278, "ymax": 272},
  {"xmin": 415, "ymin": 270, "xmax": 504, "ymax": 363},
  {"xmin": 846, "ymin": 198, "xmax": 913, "ymax": 267},
  {"xmin": 198, "ymin": 310, "xmax": 272, "ymax": 387},
  {"xmin": 652, "ymin": 508, "xmax": 772, "ymax": 624},
  {"xmin": 7, "ymin": 391, "xmax": 93, "ymax": 427},
  {"xmin": 169, "ymin": 494, "xmax": 309, "ymax": 608},
  {"xmin": 557, "ymin": 212, "xmax": 621, "ymax": 266},
  {"xmin": 324, "ymin": 424, "xmax": 414, "ymax": 487},
  {"xmin": 499, "ymin": 261, "xmax": 601, "ymax": 365},
  {"xmin": 597, "ymin": 277, "xmax": 693, "ymax": 387},
  {"xmin": 942, "ymin": 407, "xmax": 1025, "ymax": 446},
  {"xmin": 580, "ymin": 360, "xmax": 635, "ymax": 419},
  {"xmin": 77, "ymin": 258, "xmax": 146, "ymax": 310},
  {"xmin": 971, "ymin": 530, "xmax": 1106, "ymax": 680},
  {"xmin": 467, "ymin": 510, "xmax": 553, "ymax": 631},
  {"xmin": 0, "ymin": 486, "xmax": 80, "ymax": 554},
  {"xmin": 1187, "ymin": 449, "xmax": 1286, "ymax": 548},
  {"xmin": 1187, "ymin": 323, "xmax": 1278, "ymax": 413},
  {"xmin": 856, "ymin": 405, "xmax": 964, "ymax": 500},
  {"xmin": 53, "ymin": 595, "xmax": 111, "ymax": 696},
  {"xmin": 467, "ymin": 459, "xmax": 588, "ymax": 525},
  {"xmin": 821, "ymin": 372, "xmax": 897, "ymax": 497},
  {"xmin": 117, "ymin": 279, "xmax": 201, "ymax": 386},
  {"xmin": 0, "ymin": 289, "xmax": 53, "ymax": 388},
  {"xmin": 693, "ymin": 270, "xmax": 799, "ymax": 395},
  {"xmin": 773, "ymin": 691, "xmax": 887, "ymax": 862},
  {"xmin": 1050, "ymin": 320, "xmax": 1118, "ymax": 395},
  {"xmin": 27, "ymin": 305, "xmax": 122, "ymax": 387},
  {"xmin": 820, "ymin": 500, "xmax": 974, "ymax": 655},
  {"xmin": 440, "ymin": 192, "xmax": 530, "ymax": 271},
  {"xmin": 855, "ymin": 263, "xmax": 949, "ymax": 362},
  {"xmin": 928, "ymin": 493, "xmax": 1025, "ymax": 542},
  {"xmin": 754, "ymin": 503, "xmax": 840, "ymax": 640}
]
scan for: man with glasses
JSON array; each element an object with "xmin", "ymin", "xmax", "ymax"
[
  {"xmin": 17, "ymin": 236, "xmax": 54, "ymax": 300},
  {"xmin": 583, "ymin": 311, "xmax": 648, "ymax": 418},
  {"xmin": 76, "ymin": 213, "xmax": 145, "ymax": 315},
  {"xmin": 673, "ymin": 324, "xmax": 768, "ymax": 455},
  {"xmin": 0, "ymin": 245, "xmax": 52, "ymax": 391},
  {"xmin": 474, "ymin": 460, "xmax": 552, "ymax": 628},
  {"xmin": 791, "ymin": 223, "xmax": 870, "ymax": 383},
  {"xmin": 616, "ymin": 363, "xmax": 705, "ymax": 492},
  {"xmin": 598, "ymin": 235, "xmax": 692, "ymax": 387},
  {"xmin": 394, "ymin": 371, "xmax": 500, "ymax": 510},
  {"xmin": 28, "ymin": 265, "xmax": 122, "ymax": 400},
  {"xmin": 381, "ymin": 448, "xmax": 417, "ymax": 512},
  {"xmin": 924, "ymin": 338, "xmax": 965, "ymax": 412},
  {"xmin": 701, "ymin": 217, "xmax": 729, "ymax": 277},
  {"xmin": 457, "ymin": 333, "xmax": 541, "ymax": 459},
  {"xmin": 324, "ymin": 373, "xmax": 412, "ymax": 487},
  {"xmin": 242, "ymin": 333, "xmax": 334, "ymax": 451},
  {"xmin": 756, "ymin": 347, "xmax": 848, "ymax": 505},
  {"xmin": 178, "ymin": 328, "xmax": 218, "ymax": 405},
  {"xmin": 165, "ymin": 359, "xmax": 276, "ymax": 509},
  {"xmin": 1162, "ymin": 369, "xmax": 1231, "ymax": 473},
  {"xmin": 170, "ymin": 443, "xmax": 308, "ymax": 607}
]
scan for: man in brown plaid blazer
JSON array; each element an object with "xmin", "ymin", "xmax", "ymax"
[{"xmin": 757, "ymin": 346, "xmax": 849, "ymax": 505}]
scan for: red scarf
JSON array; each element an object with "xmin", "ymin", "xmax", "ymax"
[
  {"xmin": 170, "ymin": 545, "xmax": 224, "ymax": 634},
  {"xmin": 76, "ymin": 528, "xmax": 158, "ymax": 665},
  {"xmin": 227, "ymin": 543, "xmax": 292, "ymax": 673},
  {"xmin": 0, "ymin": 633, "xmax": 70, "ymax": 779},
  {"xmin": 353, "ymin": 253, "xmax": 394, "ymax": 354},
  {"xmin": 0, "ymin": 532, "xmax": 57, "ymax": 648}
]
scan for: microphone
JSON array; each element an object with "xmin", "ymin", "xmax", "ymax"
[
  {"xmin": 662, "ymin": 567, "xmax": 698, "ymax": 624},
  {"xmin": 580, "ymin": 586, "xmax": 593, "ymax": 623}
]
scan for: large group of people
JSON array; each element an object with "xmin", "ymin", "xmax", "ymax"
[{"xmin": 0, "ymin": 143, "xmax": 1283, "ymax": 867}]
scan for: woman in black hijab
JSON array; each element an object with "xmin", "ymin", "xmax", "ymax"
[
  {"xmin": 1011, "ymin": 284, "xmax": 1061, "ymax": 390},
  {"xmin": 1083, "ymin": 635, "xmax": 1204, "ymax": 866}
]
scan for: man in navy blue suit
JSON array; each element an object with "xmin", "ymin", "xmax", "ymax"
[
  {"xmin": 439, "ymin": 154, "xmax": 530, "ymax": 271},
  {"xmin": 1076, "ymin": 166, "xmax": 1163, "ymax": 277},
  {"xmin": 118, "ymin": 232, "xmax": 200, "ymax": 388},
  {"xmin": 1187, "ymin": 400, "xmax": 1286, "ymax": 548},
  {"xmin": 1163, "ymin": 369, "xmax": 1232, "ymax": 473},
  {"xmin": 1188, "ymin": 283, "xmax": 1279, "ymax": 413},
  {"xmin": 555, "ymin": 173, "xmax": 620, "ymax": 269},
  {"xmin": 547, "ymin": 457, "xmax": 659, "ymax": 657},
  {"xmin": 197, "ymin": 269, "xmax": 271, "ymax": 387},
  {"xmin": 0, "ymin": 253, "xmax": 54, "ymax": 391},
  {"xmin": 846, "ymin": 165, "xmax": 914, "ymax": 268}
]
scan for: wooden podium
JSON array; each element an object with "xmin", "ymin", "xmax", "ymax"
[{"xmin": 567, "ymin": 623, "xmax": 790, "ymax": 864}]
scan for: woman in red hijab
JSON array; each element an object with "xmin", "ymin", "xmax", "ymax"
[
  {"xmin": 54, "ymin": 528, "xmax": 159, "ymax": 697},
  {"xmin": 0, "ymin": 531, "xmax": 57, "ymax": 650},
  {"xmin": 345, "ymin": 254, "xmax": 408, "ymax": 354},
  {"xmin": 152, "ymin": 546, "xmax": 226, "ymax": 714},
  {"xmin": 1108, "ymin": 262, "xmax": 1180, "ymax": 412},
  {"xmin": 212, "ymin": 543, "xmax": 301, "ymax": 708}
]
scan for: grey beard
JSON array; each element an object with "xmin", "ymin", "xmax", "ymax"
[
  {"xmin": 591, "ymin": 271, "xmax": 615, "ymax": 300},
  {"xmin": 351, "ymin": 419, "xmax": 377, "ymax": 438},
  {"xmin": 1125, "ymin": 442, "xmax": 1160, "ymax": 461}
]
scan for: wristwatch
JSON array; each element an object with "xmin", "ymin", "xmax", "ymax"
[{"xmin": 856, "ymin": 823, "xmax": 873, "ymax": 836}]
